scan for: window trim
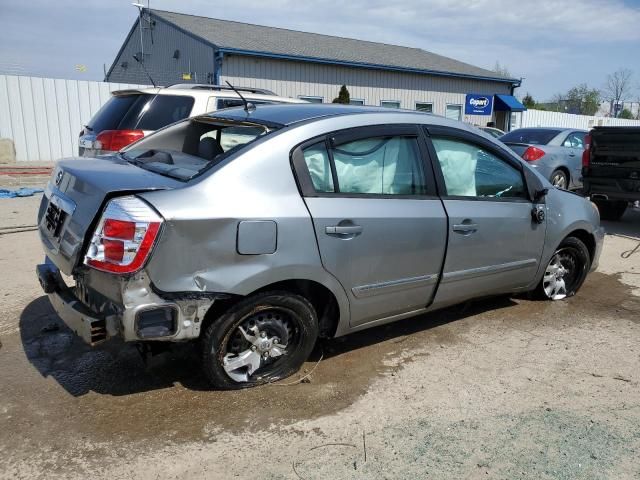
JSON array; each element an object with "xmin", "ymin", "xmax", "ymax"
[
  {"xmin": 349, "ymin": 98, "xmax": 365, "ymax": 106},
  {"xmin": 290, "ymin": 124, "xmax": 438, "ymax": 199},
  {"xmin": 298, "ymin": 95, "xmax": 324, "ymax": 103},
  {"xmin": 423, "ymin": 125, "xmax": 535, "ymax": 203},
  {"xmin": 415, "ymin": 102, "xmax": 434, "ymax": 113},
  {"xmin": 380, "ymin": 100, "xmax": 401, "ymax": 108},
  {"xmin": 444, "ymin": 103, "xmax": 463, "ymax": 121}
]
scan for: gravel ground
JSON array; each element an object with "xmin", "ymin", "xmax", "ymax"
[{"xmin": 0, "ymin": 194, "xmax": 639, "ymax": 480}]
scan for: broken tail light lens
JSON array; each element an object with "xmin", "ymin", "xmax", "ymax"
[{"xmin": 84, "ymin": 196, "xmax": 163, "ymax": 274}]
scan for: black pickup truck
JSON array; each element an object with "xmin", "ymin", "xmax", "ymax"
[{"xmin": 582, "ymin": 126, "xmax": 640, "ymax": 220}]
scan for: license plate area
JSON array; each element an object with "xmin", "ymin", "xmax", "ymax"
[{"xmin": 45, "ymin": 202, "xmax": 67, "ymax": 238}]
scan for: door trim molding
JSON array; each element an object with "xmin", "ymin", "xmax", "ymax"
[
  {"xmin": 352, "ymin": 273, "xmax": 438, "ymax": 298},
  {"xmin": 441, "ymin": 258, "xmax": 537, "ymax": 284}
]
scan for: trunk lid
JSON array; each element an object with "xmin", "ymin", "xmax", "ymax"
[
  {"xmin": 503, "ymin": 142, "xmax": 531, "ymax": 157},
  {"xmin": 38, "ymin": 155, "xmax": 183, "ymax": 275}
]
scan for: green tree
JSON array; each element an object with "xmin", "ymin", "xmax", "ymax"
[
  {"xmin": 522, "ymin": 93, "xmax": 535, "ymax": 109},
  {"xmin": 619, "ymin": 108, "xmax": 634, "ymax": 119},
  {"xmin": 566, "ymin": 84, "xmax": 601, "ymax": 115},
  {"xmin": 332, "ymin": 85, "xmax": 351, "ymax": 104}
]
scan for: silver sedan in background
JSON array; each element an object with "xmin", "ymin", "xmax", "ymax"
[{"xmin": 500, "ymin": 127, "xmax": 588, "ymax": 189}]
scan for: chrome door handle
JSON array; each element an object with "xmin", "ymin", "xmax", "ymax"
[
  {"xmin": 452, "ymin": 223, "xmax": 478, "ymax": 234},
  {"xmin": 325, "ymin": 225, "xmax": 363, "ymax": 236}
]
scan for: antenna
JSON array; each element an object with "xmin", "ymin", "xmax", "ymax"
[
  {"xmin": 225, "ymin": 80, "xmax": 255, "ymax": 113},
  {"xmin": 133, "ymin": 54, "xmax": 156, "ymax": 87}
]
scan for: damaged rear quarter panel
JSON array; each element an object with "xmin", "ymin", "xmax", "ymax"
[{"xmin": 138, "ymin": 129, "xmax": 351, "ymax": 327}]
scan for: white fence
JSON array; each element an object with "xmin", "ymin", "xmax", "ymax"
[
  {"xmin": 514, "ymin": 109, "xmax": 640, "ymax": 130},
  {"xmin": 0, "ymin": 75, "xmax": 147, "ymax": 162}
]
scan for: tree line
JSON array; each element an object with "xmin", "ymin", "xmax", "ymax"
[{"xmin": 520, "ymin": 68, "xmax": 637, "ymax": 119}]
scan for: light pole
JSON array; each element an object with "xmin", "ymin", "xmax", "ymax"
[{"xmin": 132, "ymin": 3, "xmax": 145, "ymax": 63}]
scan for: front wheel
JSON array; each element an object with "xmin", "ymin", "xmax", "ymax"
[
  {"xmin": 201, "ymin": 291, "xmax": 318, "ymax": 389},
  {"xmin": 536, "ymin": 236, "xmax": 590, "ymax": 300}
]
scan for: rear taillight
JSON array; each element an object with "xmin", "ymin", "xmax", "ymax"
[
  {"xmin": 95, "ymin": 129, "xmax": 144, "ymax": 151},
  {"xmin": 84, "ymin": 196, "xmax": 162, "ymax": 274},
  {"xmin": 522, "ymin": 146, "xmax": 546, "ymax": 162},
  {"xmin": 582, "ymin": 132, "xmax": 592, "ymax": 167}
]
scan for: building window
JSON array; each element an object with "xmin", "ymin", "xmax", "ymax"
[
  {"xmin": 349, "ymin": 99, "xmax": 365, "ymax": 106},
  {"xmin": 445, "ymin": 104, "xmax": 462, "ymax": 121},
  {"xmin": 299, "ymin": 96, "xmax": 323, "ymax": 104},
  {"xmin": 380, "ymin": 100, "xmax": 400, "ymax": 108},
  {"xmin": 416, "ymin": 102, "xmax": 433, "ymax": 113}
]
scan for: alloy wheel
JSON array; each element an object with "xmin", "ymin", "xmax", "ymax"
[
  {"xmin": 542, "ymin": 248, "xmax": 579, "ymax": 300},
  {"xmin": 222, "ymin": 307, "xmax": 296, "ymax": 382},
  {"xmin": 551, "ymin": 172, "xmax": 567, "ymax": 189}
]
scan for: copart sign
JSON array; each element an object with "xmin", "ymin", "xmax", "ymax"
[{"xmin": 465, "ymin": 94, "xmax": 493, "ymax": 115}]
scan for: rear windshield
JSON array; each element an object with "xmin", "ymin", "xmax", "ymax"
[
  {"xmin": 500, "ymin": 129, "xmax": 562, "ymax": 145},
  {"xmin": 87, "ymin": 94, "xmax": 195, "ymax": 133},
  {"xmin": 121, "ymin": 118, "xmax": 275, "ymax": 181}
]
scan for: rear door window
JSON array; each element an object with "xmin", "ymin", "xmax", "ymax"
[
  {"xmin": 300, "ymin": 133, "xmax": 428, "ymax": 196},
  {"xmin": 563, "ymin": 132, "xmax": 586, "ymax": 148}
]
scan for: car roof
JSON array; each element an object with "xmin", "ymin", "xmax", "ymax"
[
  {"xmin": 201, "ymin": 103, "xmax": 438, "ymax": 127},
  {"xmin": 509, "ymin": 127, "xmax": 587, "ymax": 133},
  {"xmin": 111, "ymin": 86, "xmax": 305, "ymax": 103}
]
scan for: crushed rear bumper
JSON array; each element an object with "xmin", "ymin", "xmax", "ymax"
[
  {"xmin": 36, "ymin": 261, "xmax": 115, "ymax": 345},
  {"xmin": 36, "ymin": 259, "xmax": 220, "ymax": 345}
]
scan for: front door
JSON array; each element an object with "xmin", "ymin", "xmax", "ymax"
[
  {"xmin": 425, "ymin": 128, "xmax": 547, "ymax": 308},
  {"xmin": 292, "ymin": 125, "xmax": 448, "ymax": 326}
]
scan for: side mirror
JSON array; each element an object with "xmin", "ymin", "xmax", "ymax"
[{"xmin": 534, "ymin": 188, "xmax": 549, "ymax": 202}]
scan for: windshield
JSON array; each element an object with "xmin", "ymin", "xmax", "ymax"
[
  {"xmin": 121, "ymin": 118, "xmax": 273, "ymax": 181},
  {"xmin": 500, "ymin": 128, "xmax": 562, "ymax": 145}
]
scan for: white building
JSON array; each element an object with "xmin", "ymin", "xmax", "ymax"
[{"xmin": 106, "ymin": 9, "xmax": 526, "ymax": 131}]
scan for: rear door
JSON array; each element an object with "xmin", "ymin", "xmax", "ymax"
[
  {"xmin": 292, "ymin": 125, "xmax": 447, "ymax": 326},
  {"xmin": 425, "ymin": 126, "xmax": 547, "ymax": 307},
  {"xmin": 561, "ymin": 131, "xmax": 586, "ymax": 188}
]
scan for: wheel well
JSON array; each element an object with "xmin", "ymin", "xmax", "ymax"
[
  {"xmin": 566, "ymin": 229, "xmax": 596, "ymax": 262},
  {"xmin": 201, "ymin": 280, "xmax": 340, "ymax": 339}
]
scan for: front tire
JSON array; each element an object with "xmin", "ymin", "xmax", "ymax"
[
  {"xmin": 536, "ymin": 236, "xmax": 590, "ymax": 300},
  {"xmin": 201, "ymin": 291, "xmax": 318, "ymax": 389}
]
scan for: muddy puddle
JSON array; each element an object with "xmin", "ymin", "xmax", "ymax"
[{"xmin": 1, "ymin": 272, "xmax": 638, "ymax": 448}]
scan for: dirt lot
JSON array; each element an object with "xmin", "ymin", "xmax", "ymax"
[{"xmin": 1, "ymin": 194, "xmax": 639, "ymax": 480}]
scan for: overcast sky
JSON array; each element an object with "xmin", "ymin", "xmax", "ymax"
[{"xmin": 0, "ymin": 0, "xmax": 639, "ymax": 100}]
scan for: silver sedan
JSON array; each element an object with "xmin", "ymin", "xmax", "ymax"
[
  {"xmin": 37, "ymin": 104, "xmax": 604, "ymax": 389},
  {"xmin": 500, "ymin": 127, "xmax": 588, "ymax": 189}
]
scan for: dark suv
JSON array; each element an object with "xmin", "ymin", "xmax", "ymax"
[{"xmin": 582, "ymin": 127, "xmax": 640, "ymax": 220}]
